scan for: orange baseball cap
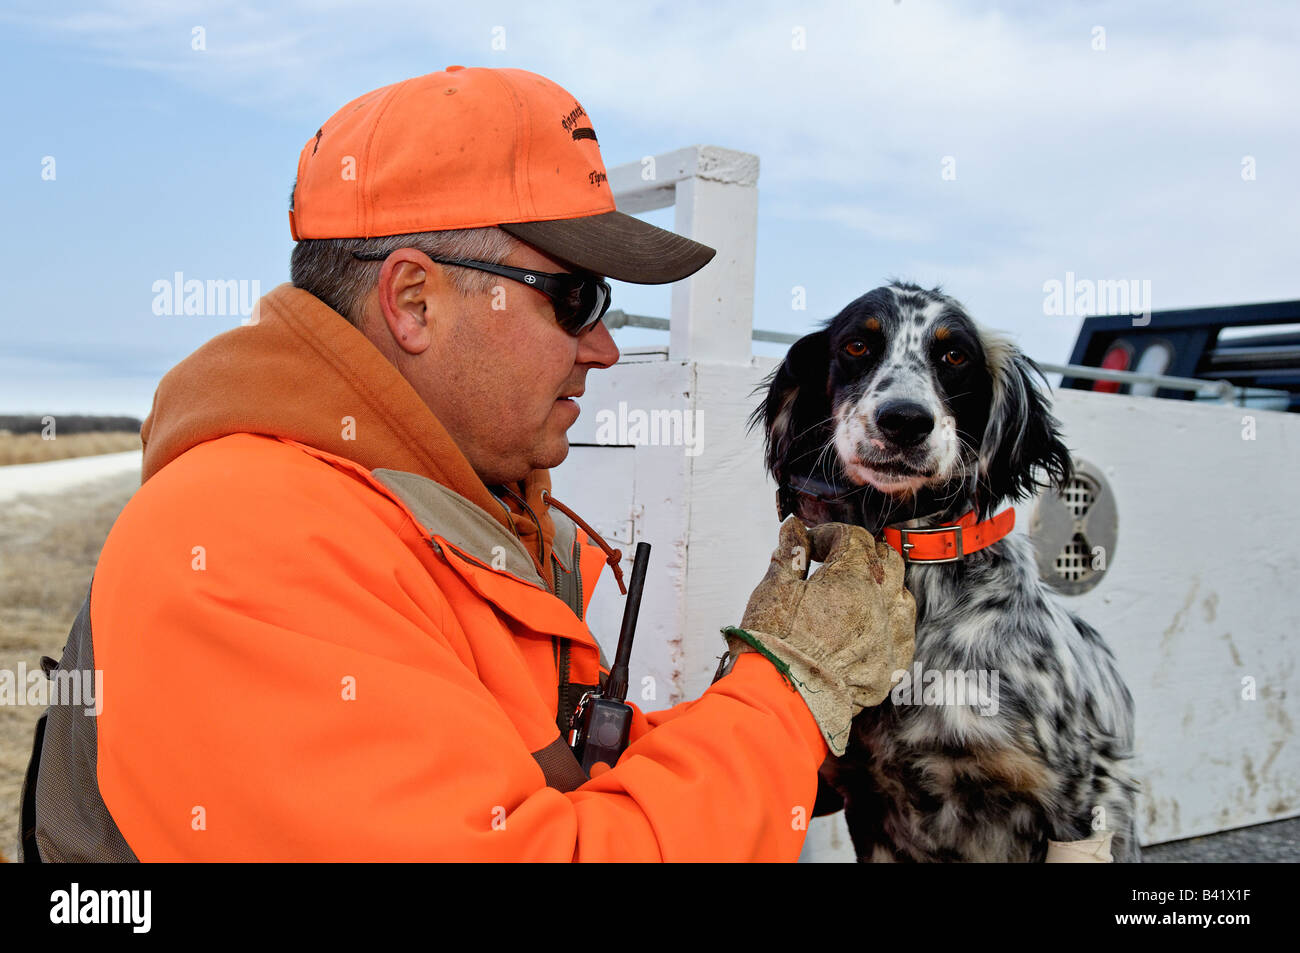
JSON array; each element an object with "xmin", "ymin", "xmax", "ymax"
[{"xmin": 289, "ymin": 66, "xmax": 715, "ymax": 284}]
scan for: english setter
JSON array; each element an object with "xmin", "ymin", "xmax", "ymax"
[{"xmin": 754, "ymin": 282, "xmax": 1141, "ymax": 862}]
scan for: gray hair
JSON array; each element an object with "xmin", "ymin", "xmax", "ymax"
[{"xmin": 289, "ymin": 224, "xmax": 520, "ymax": 328}]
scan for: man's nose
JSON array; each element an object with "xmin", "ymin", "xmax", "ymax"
[{"xmin": 578, "ymin": 318, "xmax": 620, "ymax": 368}]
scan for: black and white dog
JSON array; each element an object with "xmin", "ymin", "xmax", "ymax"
[{"xmin": 755, "ymin": 282, "xmax": 1140, "ymax": 862}]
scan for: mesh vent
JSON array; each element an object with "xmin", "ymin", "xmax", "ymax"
[
  {"xmin": 1054, "ymin": 533, "xmax": 1092, "ymax": 581},
  {"xmin": 1031, "ymin": 458, "xmax": 1115, "ymax": 595},
  {"xmin": 1062, "ymin": 476, "xmax": 1096, "ymax": 519}
]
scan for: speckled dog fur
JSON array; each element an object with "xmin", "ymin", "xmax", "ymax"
[{"xmin": 754, "ymin": 282, "xmax": 1141, "ymax": 862}]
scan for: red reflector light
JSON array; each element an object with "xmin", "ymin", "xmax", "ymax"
[{"xmin": 1094, "ymin": 342, "xmax": 1132, "ymax": 393}]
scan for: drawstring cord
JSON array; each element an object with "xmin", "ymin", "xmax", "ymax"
[
  {"xmin": 487, "ymin": 483, "xmax": 629, "ymax": 595},
  {"xmin": 541, "ymin": 489, "xmax": 627, "ymax": 595},
  {"xmin": 497, "ymin": 483, "xmax": 547, "ymax": 574}
]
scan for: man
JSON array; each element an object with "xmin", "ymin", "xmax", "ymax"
[{"xmin": 21, "ymin": 67, "xmax": 914, "ymax": 862}]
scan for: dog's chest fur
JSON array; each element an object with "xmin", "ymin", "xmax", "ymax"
[{"xmin": 828, "ymin": 532, "xmax": 1141, "ymax": 863}]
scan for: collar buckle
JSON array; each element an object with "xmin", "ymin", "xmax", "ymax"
[{"xmin": 897, "ymin": 524, "xmax": 964, "ymax": 563}]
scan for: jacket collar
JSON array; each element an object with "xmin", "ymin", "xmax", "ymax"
[
  {"xmin": 140, "ymin": 283, "xmax": 559, "ymax": 577},
  {"xmin": 373, "ymin": 468, "xmax": 548, "ymax": 589}
]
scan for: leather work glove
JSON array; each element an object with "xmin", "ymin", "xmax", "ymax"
[
  {"xmin": 1045, "ymin": 832, "xmax": 1114, "ymax": 862},
  {"xmin": 720, "ymin": 517, "xmax": 915, "ymax": 756}
]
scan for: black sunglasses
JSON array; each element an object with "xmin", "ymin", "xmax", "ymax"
[{"xmin": 351, "ymin": 251, "xmax": 612, "ymax": 336}]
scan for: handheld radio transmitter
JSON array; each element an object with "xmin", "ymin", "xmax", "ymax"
[{"xmin": 569, "ymin": 541, "xmax": 650, "ymax": 775}]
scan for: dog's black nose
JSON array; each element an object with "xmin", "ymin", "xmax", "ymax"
[{"xmin": 875, "ymin": 400, "xmax": 934, "ymax": 447}]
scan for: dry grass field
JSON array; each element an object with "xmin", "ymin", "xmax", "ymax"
[
  {"xmin": 0, "ymin": 431, "xmax": 141, "ymax": 466},
  {"xmin": 0, "ymin": 475, "xmax": 136, "ymax": 860},
  {"xmin": 0, "ymin": 440, "xmax": 138, "ymax": 860}
]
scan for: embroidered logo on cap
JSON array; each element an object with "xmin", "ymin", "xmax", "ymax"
[{"xmin": 560, "ymin": 102, "xmax": 598, "ymax": 143}]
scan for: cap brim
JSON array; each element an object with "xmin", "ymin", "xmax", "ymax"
[{"xmin": 500, "ymin": 211, "xmax": 715, "ymax": 284}]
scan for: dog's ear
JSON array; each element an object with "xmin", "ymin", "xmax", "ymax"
[
  {"xmin": 748, "ymin": 329, "xmax": 832, "ymax": 483},
  {"xmin": 976, "ymin": 328, "xmax": 1073, "ymax": 507}
]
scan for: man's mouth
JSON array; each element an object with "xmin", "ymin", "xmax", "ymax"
[{"xmin": 555, "ymin": 391, "xmax": 583, "ymax": 415}]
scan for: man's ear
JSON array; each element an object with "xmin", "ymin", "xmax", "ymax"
[
  {"xmin": 976, "ymin": 328, "xmax": 1073, "ymax": 506},
  {"xmin": 373, "ymin": 249, "xmax": 450, "ymax": 355},
  {"xmin": 749, "ymin": 329, "xmax": 832, "ymax": 483}
]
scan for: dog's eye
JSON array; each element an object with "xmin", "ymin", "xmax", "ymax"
[
  {"xmin": 942, "ymin": 349, "xmax": 968, "ymax": 367},
  {"xmin": 845, "ymin": 340, "xmax": 870, "ymax": 358}
]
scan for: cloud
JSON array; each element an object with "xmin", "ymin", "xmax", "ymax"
[{"xmin": 5, "ymin": 0, "xmax": 1297, "ymax": 384}]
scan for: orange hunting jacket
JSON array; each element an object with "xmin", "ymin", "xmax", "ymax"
[{"xmin": 22, "ymin": 284, "xmax": 827, "ymax": 862}]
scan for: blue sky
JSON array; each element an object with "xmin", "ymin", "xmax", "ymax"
[{"xmin": 2, "ymin": 1, "xmax": 1297, "ymax": 416}]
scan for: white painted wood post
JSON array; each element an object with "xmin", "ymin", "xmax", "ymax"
[
  {"xmin": 606, "ymin": 146, "xmax": 759, "ymax": 363},
  {"xmin": 554, "ymin": 144, "xmax": 770, "ymax": 714}
]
